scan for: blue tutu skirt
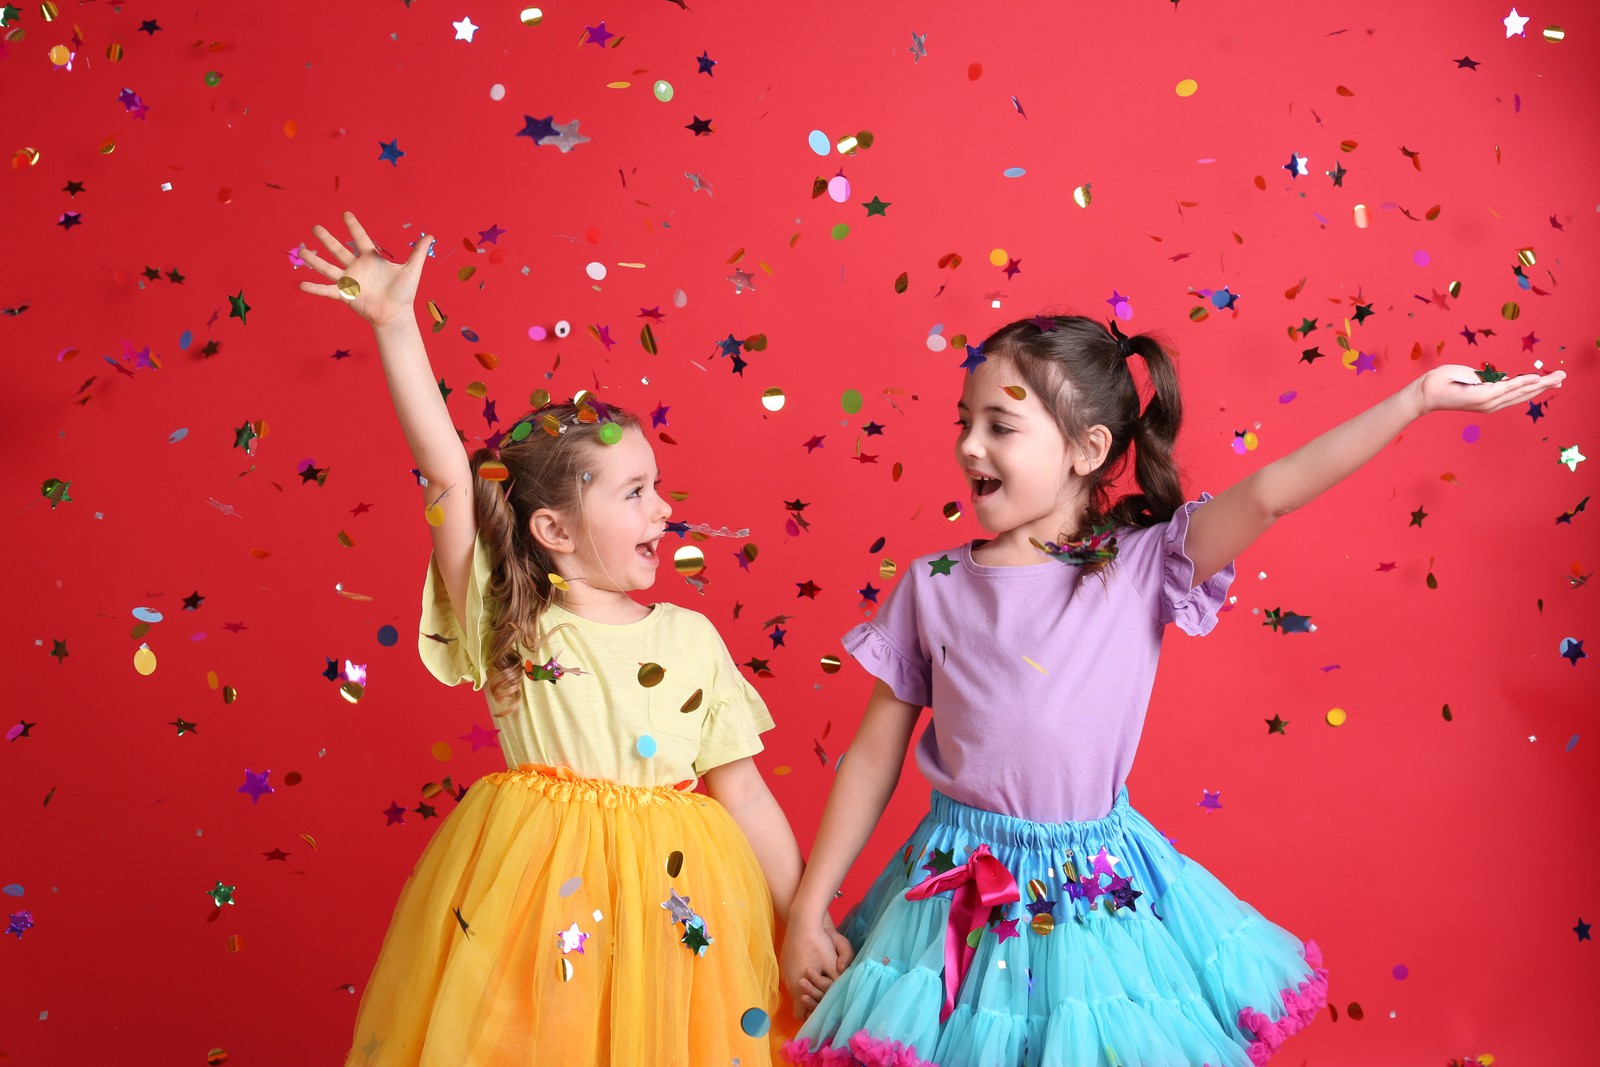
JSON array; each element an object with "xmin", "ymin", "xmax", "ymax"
[{"xmin": 783, "ymin": 789, "xmax": 1327, "ymax": 1067}]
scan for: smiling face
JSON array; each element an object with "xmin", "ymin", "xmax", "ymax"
[
  {"xmin": 562, "ymin": 425, "xmax": 674, "ymax": 595},
  {"xmin": 955, "ymin": 355, "xmax": 1096, "ymax": 552}
]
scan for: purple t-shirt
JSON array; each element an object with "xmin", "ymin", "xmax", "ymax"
[{"xmin": 843, "ymin": 497, "xmax": 1235, "ymax": 824}]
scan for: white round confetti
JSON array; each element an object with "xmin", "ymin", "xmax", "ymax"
[
  {"xmin": 806, "ymin": 129, "xmax": 830, "ymax": 156},
  {"xmin": 489, "ymin": 83, "xmax": 506, "ymax": 101},
  {"xmin": 132, "ymin": 607, "xmax": 164, "ymax": 623},
  {"xmin": 637, "ymin": 734, "xmax": 657, "ymax": 758},
  {"xmin": 926, "ymin": 334, "xmax": 948, "ymax": 353},
  {"xmin": 585, "ymin": 262, "xmax": 607, "ymax": 281},
  {"xmin": 554, "ymin": 320, "xmax": 571, "ymax": 338},
  {"xmin": 761, "ymin": 388, "xmax": 786, "ymax": 412},
  {"xmin": 827, "ymin": 174, "xmax": 851, "ymax": 203},
  {"xmin": 558, "ymin": 876, "xmax": 582, "ymax": 898},
  {"xmin": 672, "ymin": 289, "xmax": 687, "ymax": 309}
]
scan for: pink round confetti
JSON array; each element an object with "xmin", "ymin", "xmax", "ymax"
[
  {"xmin": 826, "ymin": 175, "xmax": 851, "ymax": 203},
  {"xmin": 528, "ymin": 325, "xmax": 548, "ymax": 341},
  {"xmin": 1393, "ymin": 964, "xmax": 1409, "ymax": 980},
  {"xmin": 1279, "ymin": 391, "xmax": 1298, "ymax": 404},
  {"xmin": 1462, "ymin": 424, "xmax": 1481, "ymax": 444},
  {"xmin": 1413, "ymin": 249, "xmax": 1431, "ymax": 267}
]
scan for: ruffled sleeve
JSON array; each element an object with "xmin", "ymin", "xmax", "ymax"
[
  {"xmin": 1153, "ymin": 494, "xmax": 1236, "ymax": 636},
  {"xmin": 693, "ymin": 624, "xmax": 776, "ymax": 775},
  {"xmin": 841, "ymin": 569, "xmax": 932, "ymax": 707},
  {"xmin": 417, "ymin": 534, "xmax": 498, "ymax": 690}
]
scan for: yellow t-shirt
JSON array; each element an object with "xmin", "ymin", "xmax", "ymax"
[{"xmin": 418, "ymin": 536, "xmax": 774, "ymax": 786}]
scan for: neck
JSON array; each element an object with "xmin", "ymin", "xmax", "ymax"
[
  {"xmin": 973, "ymin": 495, "xmax": 1091, "ymax": 567},
  {"xmin": 553, "ymin": 583, "xmax": 651, "ymax": 624}
]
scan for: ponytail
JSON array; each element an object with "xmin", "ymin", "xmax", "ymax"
[{"xmin": 1102, "ymin": 334, "xmax": 1185, "ymax": 529}]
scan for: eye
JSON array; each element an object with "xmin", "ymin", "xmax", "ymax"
[
  {"xmin": 991, "ymin": 423, "xmax": 1014, "ymax": 435},
  {"xmin": 954, "ymin": 418, "xmax": 970, "ymax": 429}
]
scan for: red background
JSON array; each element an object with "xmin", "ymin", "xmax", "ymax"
[{"xmin": 4, "ymin": 0, "xmax": 1597, "ymax": 1062}]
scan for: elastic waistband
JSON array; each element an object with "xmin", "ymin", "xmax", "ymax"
[
  {"xmin": 480, "ymin": 763, "xmax": 707, "ymax": 809},
  {"xmin": 927, "ymin": 787, "xmax": 1131, "ymax": 849}
]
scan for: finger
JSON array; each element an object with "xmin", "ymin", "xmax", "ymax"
[
  {"xmin": 297, "ymin": 244, "xmax": 344, "ymax": 280},
  {"xmin": 309, "ymin": 224, "xmax": 355, "ymax": 267},
  {"xmin": 404, "ymin": 233, "xmax": 436, "ymax": 275},
  {"xmin": 298, "ymin": 279, "xmax": 348, "ymax": 301},
  {"xmin": 799, "ymin": 979, "xmax": 825, "ymax": 1000},
  {"xmin": 343, "ymin": 210, "xmax": 378, "ymax": 254}
]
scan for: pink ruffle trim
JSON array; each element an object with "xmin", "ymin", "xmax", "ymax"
[
  {"xmin": 781, "ymin": 1031, "xmax": 937, "ymax": 1067},
  {"xmin": 1235, "ymin": 939, "xmax": 1330, "ymax": 1066}
]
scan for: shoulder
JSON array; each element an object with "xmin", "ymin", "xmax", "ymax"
[{"xmin": 650, "ymin": 602, "xmax": 720, "ymax": 641}]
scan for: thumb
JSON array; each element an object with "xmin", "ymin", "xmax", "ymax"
[{"xmin": 405, "ymin": 234, "xmax": 435, "ymax": 274}]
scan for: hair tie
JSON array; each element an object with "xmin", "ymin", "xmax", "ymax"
[{"xmin": 1107, "ymin": 319, "xmax": 1135, "ymax": 359}]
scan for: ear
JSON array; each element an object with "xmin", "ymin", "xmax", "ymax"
[
  {"xmin": 1074, "ymin": 424, "xmax": 1113, "ymax": 476},
  {"xmin": 529, "ymin": 507, "xmax": 577, "ymax": 556}
]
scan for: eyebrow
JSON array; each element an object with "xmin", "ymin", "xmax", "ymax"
[
  {"xmin": 619, "ymin": 471, "xmax": 662, "ymax": 487},
  {"xmin": 956, "ymin": 402, "xmax": 1022, "ymax": 417}
]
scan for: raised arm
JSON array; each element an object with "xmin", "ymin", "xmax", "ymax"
[
  {"xmin": 297, "ymin": 212, "xmax": 476, "ymax": 618},
  {"xmin": 781, "ymin": 679, "xmax": 922, "ymax": 1016},
  {"xmin": 1183, "ymin": 365, "xmax": 1565, "ymax": 584}
]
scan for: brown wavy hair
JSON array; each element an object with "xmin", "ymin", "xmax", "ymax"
[
  {"xmin": 977, "ymin": 315, "xmax": 1185, "ymax": 578},
  {"xmin": 470, "ymin": 400, "xmax": 641, "ymax": 711}
]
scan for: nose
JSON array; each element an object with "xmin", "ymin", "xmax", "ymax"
[
  {"xmin": 656, "ymin": 493, "xmax": 673, "ymax": 523},
  {"xmin": 957, "ymin": 428, "xmax": 982, "ymax": 462}
]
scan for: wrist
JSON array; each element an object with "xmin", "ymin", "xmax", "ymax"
[{"xmin": 373, "ymin": 308, "xmax": 419, "ymax": 335}]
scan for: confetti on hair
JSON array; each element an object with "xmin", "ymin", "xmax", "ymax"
[{"xmin": 1031, "ymin": 528, "xmax": 1118, "ymax": 566}]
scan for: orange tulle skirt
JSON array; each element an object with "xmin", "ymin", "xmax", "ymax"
[{"xmin": 345, "ymin": 764, "xmax": 788, "ymax": 1066}]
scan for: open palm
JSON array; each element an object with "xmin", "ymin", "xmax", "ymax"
[
  {"xmin": 1417, "ymin": 363, "xmax": 1566, "ymax": 415},
  {"xmin": 296, "ymin": 210, "xmax": 434, "ymax": 329}
]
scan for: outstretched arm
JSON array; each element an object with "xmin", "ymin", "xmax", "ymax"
[
  {"xmin": 297, "ymin": 212, "xmax": 476, "ymax": 619},
  {"xmin": 1184, "ymin": 365, "xmax": 1565, "ymax": 584},
  {"xmin": 780, "ymin": 679, "xmax": 922, "ymax": 1018}
]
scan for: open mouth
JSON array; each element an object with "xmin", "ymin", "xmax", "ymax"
[
  {"xmin": 637, "ymin": 539, "xmax": 661, "ymax": 562},
  {"xmin": 971, "ymin": 475, "xmax": 1001, "ymax": 498}
]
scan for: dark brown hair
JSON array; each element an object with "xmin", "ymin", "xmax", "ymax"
[
  {"xmin": 470, "ymin": 400, "xmax": 641, "ymax": 711},
  {"xmin": 978, "ymin": 315, "xmax": 1185, "ymax": 570}
]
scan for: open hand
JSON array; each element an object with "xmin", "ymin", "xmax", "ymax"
[
  {"xmin": 1415, "ymin": 364, "xmax": 1566, "ymax": 416},
  {"xmin": 296, "ymin": 210, "xmax": 435, "ymax": 329}
]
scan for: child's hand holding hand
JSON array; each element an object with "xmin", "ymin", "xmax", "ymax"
[
  {"xmin": 781, "ymin": 915, "xmax": 851, "ymax": 1022},
  {"xmin": 1413, "ymin": 364, "xmax": 1566, "ymax": 417},
  {"xmin": 296, "ymin": 210, "xmax": 435, "ymax": 330}
]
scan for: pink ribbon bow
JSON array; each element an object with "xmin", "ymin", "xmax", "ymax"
[{"xmin": 904, "ymin": 843, "xmax": 1021, "ymax": 1021}]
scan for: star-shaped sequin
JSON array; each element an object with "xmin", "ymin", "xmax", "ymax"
[
  {"xmin": 1559, "ymin": 445, "xmax": 1586, "ymax": 472},
  {"xmin": 662, "ymin": 889, "xmax": 697, "ymax": 923},
  {"xmin": 452, "ymin": 16, "xmax": 478, "ymax": 41},
  {"xmin": 959, "ymin": 344, "xmax": 986, "ymax": 374},
  {"xmin": 207, "ymin": 881, "xmax": 236, "ymax": 907},
  {"xmin": 685, "ymin": 115, "xmax": 713, "ymax": 136},
  {"xmin": 696, "ymin": 50, "xmax": 716, "ymax": 75},
  {"xmin": 228, "ymin": 291, "xmax": 251, "ymax": 324},
  {"xmin": 378, "ymin": 139, "xmax": 405, "ymax": 166},
  {"xmin": 558, "ymin": 922, "xmax": 589, "ymax": 953},
  {"xmin": 928, "ymin": 555, "xmax": 956, "ymax": 576},
  {"xmin": 584, "ymin": 21, "xmax": 614, "ymax": 46}
]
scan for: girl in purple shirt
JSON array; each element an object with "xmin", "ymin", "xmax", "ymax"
[{"xmin": 779, "ymin": 315, "xmax": 1562, "ymax": 1067}]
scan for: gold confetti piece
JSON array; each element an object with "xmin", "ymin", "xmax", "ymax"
[
  {"xmin": 1022, "ymin": 656, "xmax": 1048, "ymax": 675},
  {"xmin": 1335, "ymin": 85, "xmax": 1355, "ymax": 96},
  {"xmin": 207, "ymin": 1049, "xmax": 229, "ymax": 1066},
  {"xmin": 1175, "ymin": 78, "xmax": 1198, "ymax": 97},
  {"xmin": 226, "ymin": 934, "xmax": 244, "ymax": 953},
  {"xmin": 742, "ymin": 544, "xmax": 759, "ymax": 564},
  {"xmin": 548, "ymin": 573, "xmax": 570, "ymax": 592},
  {"xmin": 1031, "ymin": 913, "xmax": 1055, "ymax": 936},
  {"xmin": 937, "ymin": 252, "xmax": 963, "ymax": 269},
  {"xmin": 134, "ymin": 644, "xmax": 157, "ymax": 676},
  {"xmin": 529, "ymin": 388, "xmax": 551, "ymax": 409},
  {"xmin": 1346, "ymin": 1001, "xmax": 1364, "ymax": 1021},
  {"xmin": 1425, "ymin": 205, "xmax": 1441, "ymax": 221},
  {"xmin": 1517, "ymin": 248, "xmax": 1536, "ymax": 266},
  {"xmin": 1003, "ymin": 385, "xmax": 1027, "ymax": 401},
  {"xmin": 666, "ymin": 850, "xmax": 684, "ymax": 877},
  {"xmin": 299, "ymin": 833, "xmax": 318, "ymax": 851},
  {"xmin": 674, "ymin": 545, "xmax": 705, "ymax": 576},
  {"xmin": 337, "ymin": 530, "xmax": 355, "ymax": 548},
  {"xmin": 457, "ymin": 266, "xmax": 477, "ymax": 282},
  {"xmin": 520, "ymin": 7, "xmax": 544, "ymax": 25},
  {"xmin": 479, "ymin": 459, "xmax": 509, "ymax": 481},
  {"xmin": 106, "ymin": 43, "xmax": 123, "ymax": 61},
  {"xmin": 894, "ymin": 271, "xmax": 909, "ymax": 294},
  {"xmin": 638, "ymin": 663, "xmax": 665, "ymax": 687},
  {"xmin": 760, "ymin": 387, "xmax": 785, "ymax": 412},
  {"xmin": 989, "ymin": 248, "xmax": 1009, "ymax": 267},
  {"xmin": 820, "ymin": 655, "xmax": 842, "ymax": 674},
  {"xmin": 1501, "ymin": 302, "xmax": 1521, "ymax": 320},
  {"xmin": 855, "ymin": 130, "xmax": 875, "ymax": 150},
  {"xmin": 1543, "ymin": 25, "xmax": 1564, "ymax": 42},
  {"xmin": 1326, "ymin": 707, "xmax": 1347, "ymax": 727},
  {"xmin": 426, "ymin": 300, "xmax": 445, "ymax": 326},
  {"xmin": 836, "ymin": 134, "xmax": 859, "ymax": 154},
  {"xmin": 559, "ymin": 958, "xmax": 574, "ymax": 982},
  {"xmin": 223, "ymin": 686, "xmax": 238, "ymax": 704},
  {"xmin": 432, "ymin": 742, "xmax": 452, "ymax": 760},
  {"xmin": 667, "ymin": 490, "xmax": 690, "ymax": 502},
  {"xmin": 41, "ymin": 1, "xmax": 59, "ymax": 19},
  {"xmin": 1189, "ymin": 307, "xmax": 1210, "ymax": 322},
  {"xmin": 744, "ymin": 334, "xmax": 768, "ymax": 351},
  {"xmin": 606, "ymin": 80, "xmax": 630, "ymax": 89},
  {"xmin": 1072, "ymin": 184, "xmax": 1092, "ymax": 208},
  {"xmin": 339, "ymin": 681, "xmax": 364, "ymax": 703},
  {"xmin": 680, "ymin": 689, "xmax": 703, "ymax": 714},
  {"xmin": 879, "ymin": 559, "xmax": 898, "ymax": 580},
  {"xmin": 942, "ymin": 501, "xmax": 962, "ymax": 521},
  {"xmin": 48, "ymin": 44, "xmax": 70, "ymax": 65},
  {"xmin": 640, "ymin": 324, "xmax": 657, "ymax": 355},
  {"xmin": 425, "ymin": 502, "xmax": 445, "ymax": 527}
]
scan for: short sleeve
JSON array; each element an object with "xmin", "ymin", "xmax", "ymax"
[
  {"xmin": 842, "ymin": 569, "xmax": 933, "ymax": 707},
  {"xmin": 1148, "ymin": 495, "xmax": 1236, "ymax": 636},
  {"xmin": 693, "ymin": 628, "xmax": 776, "ymax": 775},
  {"xmin": 418, "ymin": 535, "xmax": 498, "ymax": 689}
]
